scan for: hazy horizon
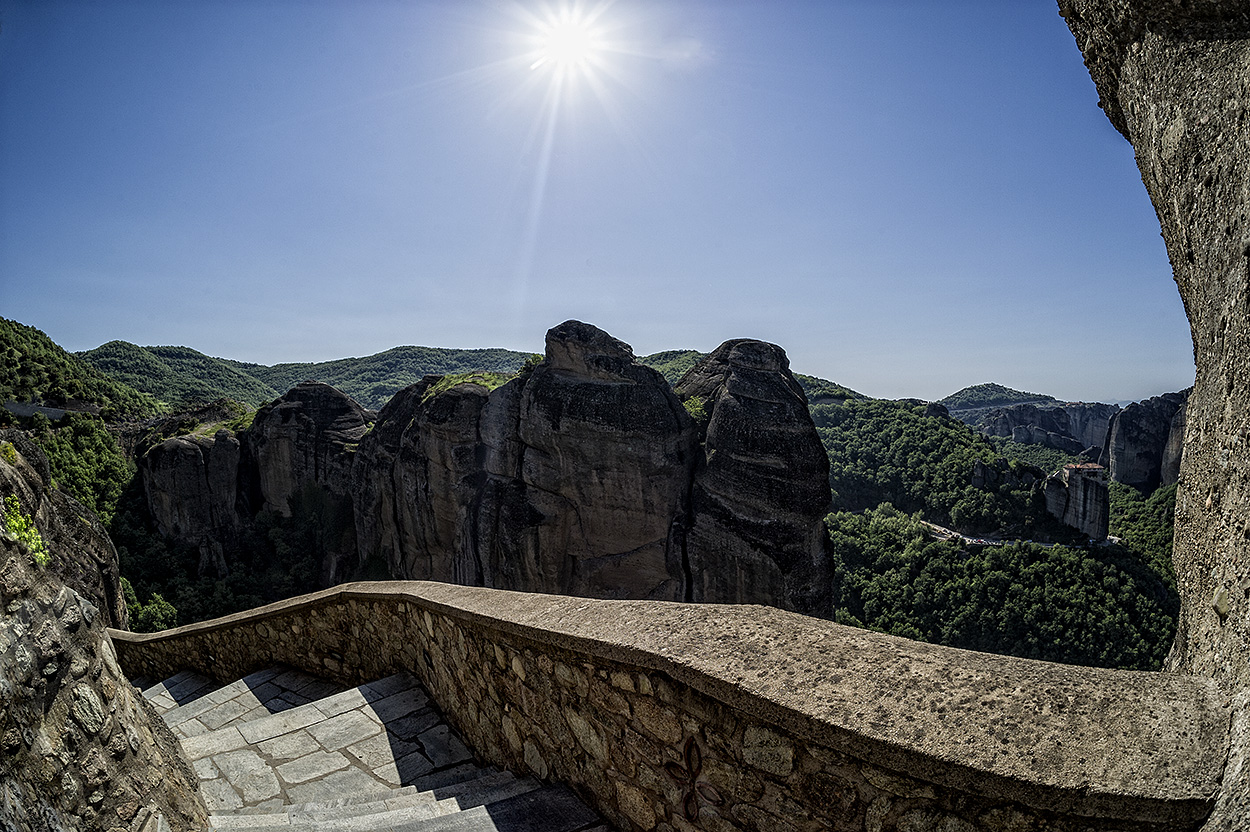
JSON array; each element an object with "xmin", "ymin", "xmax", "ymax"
[{"xmin": 1, "ymin": 1, "xmax": 1195, "ymax": 402}]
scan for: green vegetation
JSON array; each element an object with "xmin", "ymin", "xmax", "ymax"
[
  {"xmin": 23, "ymin": 412, "xmax": 132, "ymax": 526},
  {"xmin": 638, "ymin": 350, "xmax": 704, "ymax": 385},
  {"xmin": 681, "ymin": 396, "xmax": 707, "ymax": 422},
  {"xmin": 794, "ymin": 373, "xmax": 862, "ymax": 402},
  {"xmin": 78, "ymin": 341, "xmax": 279, "ymax": 408},
  {"xmin": 826, "ymin": 505, "xmax": 1177, "ymax": 670},
  {"xmin": 421, "ymin": 371, "xmax": 514, "ymax": 402},
  {"xmin": 812, "ymin": 397, "xmax": 1070, "ymax": 538},
  {"xmin": 0, "ymin": 318, "xmax": 161, "ymax": 419},
  {"xmin": 990, "ymin": 437, "xmax": 1083, "ymax": 474},
  {"xmin": 225, "ymin": 346, "xmax": 532, "ymax": 410},
  {"xmin": 937, "ymin": 383, "xmax": 1058, "ymax": 412},
  {"xmin": 3, "ymin": 494, "xmax": 49, "ymax": 567},
  {"xmin": 120, "ymin": 577, "xmax": 178, "ymax": 632},
  {"xmin": 1109, "ymin": 482, "xmax": 1178, "ymax": 587}
]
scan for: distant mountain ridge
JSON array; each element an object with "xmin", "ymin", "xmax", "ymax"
[{"xmin": 76, "ymin": 338, "xmax": 861, "ymax": 411}]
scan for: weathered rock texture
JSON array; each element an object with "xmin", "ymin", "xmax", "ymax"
[
  {"xmin": 110, "ymin": 581, "xmax": 1227, "ymax": 832},
  {"xmin": 142, "ymin": 430, "xmax": 242, "ymax": 577},
  {"xmin": 1042, "ymin": 463, "xmax": 1110, "ymax": 540},
  {"xmin": 138, "ymin": 382, "xmax": 373, "ymax": 584},
  {"xmin": 676, "ymin": 340, "xmax": 832, "ymax": 615},
  {"xmin": 0, "ymin": 429, "xmax": 127, "ymax": 629},
  {"xmin": 1060, "ymin": 3, "xmax": 1250, "ymax": 827},
  {"xmin": 349, "ymin": 322, "xmax": 832, "ymax": 611},
  {"xmin": 977, "ymin": 402, "xmax": 1119, "ymax": 455},
  {"xmin": 1101, "ymin": 391, "xmax": 1188, "ymax": 490},
  {"xmin": 0, "ymin": 536, "xmax": 206, "ymax": 832}
]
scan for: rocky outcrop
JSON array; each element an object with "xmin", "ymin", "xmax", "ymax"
[
  {"xmin": 356, "ymin": 322, "xmax": 698, "ymax": 601},
  {"xmin": 976, "ymin": 402, "xmax": 1119, "ymax": 455},
  {"xmin": 1161, "ymin": 401, "xmax": 1186, "ymax": 487},
  {"xmin": 676, "ymin": 339, "xmax": 832, "ymax": 615},
  {"xmin": 0, "ymin": 429, "xmax": 127, "ymax": 629},
  {"xmin": 142, "ymin": 430, "xmax": 242, "ymax": 576},
  {"xmin": 1042, "ymin": 464, "xmax": 1110, "ymax": 540},
  {"xmin": 351, "ymin": 322, "xmax": 829, "ymax": 612},
  {"xmin": 1101, "ymin": 391, "xmax": 1188, "ymax": 490},
  {"xmin": 245, "ymin": 382, "xmax": 373, "ymax": 517},
  {"xmin": 0, "ymin": 536, "xmax": 206, "ymax": 832}
]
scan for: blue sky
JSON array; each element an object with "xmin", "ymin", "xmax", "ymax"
[{"xmin": 0, "ymin": 1, "xmax": 1193, "ymax": 402}]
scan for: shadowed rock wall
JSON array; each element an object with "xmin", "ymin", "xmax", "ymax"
[{"xmin": 1060, "ymin": 2, "xmax": 1250, "ymax": 827}]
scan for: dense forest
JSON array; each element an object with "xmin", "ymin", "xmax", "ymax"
[{"xmin": 0, "ymin": 319, "xmax": 160, "ymax": 419}]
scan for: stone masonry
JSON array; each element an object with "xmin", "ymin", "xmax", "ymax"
[{"xmin": 110, "ymin": 581, "xmax": 1227, "ymax": 832}]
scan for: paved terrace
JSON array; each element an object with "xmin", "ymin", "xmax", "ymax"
[{"xmin": 110, "ymin": 582, "xmax": 1232, "ymax": 831}]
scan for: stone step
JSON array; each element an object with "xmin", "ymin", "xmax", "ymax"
[
  {"xmin": 141, "ymin": 668, "xmax": 223, "ymax": 715},
  {"xmin": 207, "ymin": 784, "xmax": 599, "ymax": 832},
  {"xmin": 208, "ymin": 769, "xmax": 522, "ymax": 827},
  {"xmin": 183, "ymin": 671, "xmax": 480, "ymax": 812},
  {"xmin": 163, "ymin": 666, "xmax": 348, "ymax": 739},
  {"xmin": 219, "ymin": 763, "xmax": 506, "ymax": 817},
  {"xmin": 209, "ymin": 772, "xmax": 536, "ymax": 829}
]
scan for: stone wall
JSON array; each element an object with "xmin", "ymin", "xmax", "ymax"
[
  {"xmin": 110, "ymin": 581, "xmax": 1228, "ymax": 832},
  {"xmin": 0, "ymin": 536, "xmax": 206, "ymax": 832}
]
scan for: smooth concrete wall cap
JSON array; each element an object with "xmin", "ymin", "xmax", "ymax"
[{"xmin": 110, "ymin": 580, "xmax": 1229, "ymax": 820}]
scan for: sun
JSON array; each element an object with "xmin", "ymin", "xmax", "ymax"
[{"xmin": 530, "ymin": 9, "xmax": 602, "ymax": 74}]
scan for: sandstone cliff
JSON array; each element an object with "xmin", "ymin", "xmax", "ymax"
[
  {"xmin": 355, "ymin": 322, "xmax": 698, "ymax": 601},
  {"xmin": 1100, "ymin": 391, "xmax": 1188, "ymax": 490},
  {"xmin": 676, "ymin": 339, "xmax": 833, "ymax": 615},
  {"xmin": 350, "ymin": 322, "xmax": 831, "ymax": 611}
]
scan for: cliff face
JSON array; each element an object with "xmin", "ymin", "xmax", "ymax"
[
  {"xmin": 976, "ymin": 402, "xmax": 1119, "ymax": 455},
  {"xmin": 0, "ymin": 446, "xmax": 206, "ymax": 831},
  {"xmin": 1060, "ymin": 4, "xmax": 1250, "ymax": 826},
  {"xmin": 1101, "ymin": 391, "xmax": 1188, "ymax": 490},
  {"xmin": 138, "ymin": 382, "xmax": 372, "ymax": 584},
  {"xmin": 138, "ymin": 323, "xmax": 831, "ymax": 613},
  {"xmin": 1042, "ymin": 465, "xmax": 1110, "ymax": 540},
  {"xmin": 355, "ymin": 322, "xmax": 699, "ymax": 601},
  {"xmin": 349, "ymin": 322, "xmax": 830, "ymax": 610},
  {"xmin": 676, "ymin": 340, "xmax": 833, "ymax": 615},
  {"xmin": 0, "ymin": 429, "xmax": 127, "ymax": 630},
  {"xmin": 142, "ymin": 431, "xmax": 242, "ymax": 577}
]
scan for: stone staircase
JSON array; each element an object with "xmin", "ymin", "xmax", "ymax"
[{"xmin": 133, "ymin": 667, "xmax": 606, "ymax": 832}]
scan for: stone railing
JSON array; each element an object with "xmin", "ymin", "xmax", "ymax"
[{"xmin": 109, "ymin": 582, "xmax": 1230, "ymax": 832}]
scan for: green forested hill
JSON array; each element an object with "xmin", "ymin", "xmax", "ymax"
[
  {"xmin": 79, "ymin": 342, "xmax": 280, "ymax": 408},
  {"xmin": 226, "ymin": 346, "xmax": 535, "ymax": 411},
  {"xmin": 938, "ymin": 382, "xmax": 1058, "ymax": 411},
  {"xmin": 0, "ymin": 319, "xmax": 160, "ymax": 419}
]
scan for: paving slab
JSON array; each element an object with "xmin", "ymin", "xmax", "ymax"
[
  {"xmin": 307, "ymin": 710, "xmax": 382, "ymax": 751},
  {"xmin": 214, "ymin": 749, "xmax": 282, "ymax": 804},
  {"xmin": 276, "ymin": 751, "xmax": 352, "ymax": 785}
]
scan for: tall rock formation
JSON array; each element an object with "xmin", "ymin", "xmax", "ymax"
[
  {"xmin": 142, "ymin": 430, "xmax": 242, "ymax": 576},
  {"xmin": 1101, "ymin": 391, "xmax": 1188, "ymax": 490},
  {"xmin": 354, "ymin": 322, "xmax": 698, "ymax": 601},
  {"xmin": 137, "ymin": 382, "xmax": 374, "ymax": 584},
  {"xmin": 1061, "ymin": 4, "xmax": 1250, "ymax": 827},
  {"xmin": 1042, "ymin": 464, "xmax": 1110, "ymax": 540},
  {"xmin": 676, "ymin": 339, "xmax": 833, "ymax": 615},
  {"xmin": 351, "ymin": 322, "xmax": 830, "ymax": 611}
]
